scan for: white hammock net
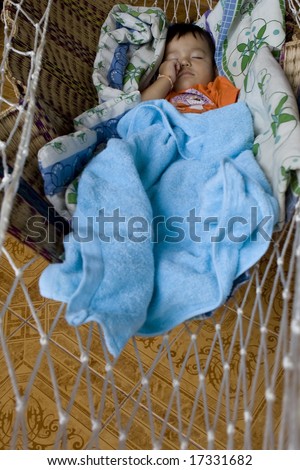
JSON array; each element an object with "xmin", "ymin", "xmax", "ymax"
[{"xmin": 1, "ymin": 0, "xmax": 300, "ymax": 450}]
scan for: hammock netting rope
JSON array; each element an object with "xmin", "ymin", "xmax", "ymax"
[{"xmin": 0, "ymin": 0, "xmax": 300, "ymax": 449}]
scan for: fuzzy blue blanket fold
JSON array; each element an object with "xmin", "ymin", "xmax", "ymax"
[{"xmin": 39, "ymin": 100, "xmax": 279, "ymax": 357}]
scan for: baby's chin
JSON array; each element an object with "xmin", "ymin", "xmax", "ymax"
[
  {"xmin": 173, "ymin": 76, "xmax": 202, "ymax": 92},
  {"xmin": 173, "ymin": 75, "xmax": 212, "ymax": 92}
]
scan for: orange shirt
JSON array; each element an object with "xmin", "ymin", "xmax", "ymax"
[{"xmin": 166, "ymin": 76, "xmax": 239, "ymax": 114}]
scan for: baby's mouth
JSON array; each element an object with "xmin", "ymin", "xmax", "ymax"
[{"xmin": 178, "ymin": 70, "xmax": 194, "ymax": 78}]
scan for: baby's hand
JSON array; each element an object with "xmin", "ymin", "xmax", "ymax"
[{"xmin": 158, "ymin": 59, "xmax": 180, "ymax": 84}]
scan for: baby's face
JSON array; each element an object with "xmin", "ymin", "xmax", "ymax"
[{"xmin": 164, "ymin": 32, "xmax": 216, "ymax": 91}]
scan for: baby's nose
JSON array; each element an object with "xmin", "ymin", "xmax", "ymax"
[{"xmin": 181, "ymin": 58, "xmax": 191, "ymax": 67}]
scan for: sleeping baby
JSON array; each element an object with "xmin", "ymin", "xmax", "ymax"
[{"xmin": 141, "ymin": 22, "xmax": 239, "ymax": 113}]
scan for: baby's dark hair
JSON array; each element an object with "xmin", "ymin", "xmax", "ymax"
[{"xmin": 166, "ymin": 23, "xmax": 216, "ymax": 63}]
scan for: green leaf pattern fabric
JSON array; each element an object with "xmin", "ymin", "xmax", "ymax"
[
  {"xmin": 240, "ymin": 45, "xmax": 300, "ymax": 227},
  {"xmin": 77, "ymin": 4, "xmax": 168, "ymax": 130},
  {"xmin": 198, "ymin": 0, "xmax": 300, "ymax": 227}
]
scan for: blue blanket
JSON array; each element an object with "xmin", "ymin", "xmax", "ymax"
[{"xmin": 39, "ymin": 100, "xmax": 279, "ymax": 357}]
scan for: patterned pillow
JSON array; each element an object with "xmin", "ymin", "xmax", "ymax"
[
  {"xmin": 239, "ymin": 45, "xmax": 300, "ymax": 228},
  {"xmin": 197, "ymin": 0, "xmax": 285, "ymax": 84}
]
